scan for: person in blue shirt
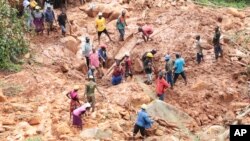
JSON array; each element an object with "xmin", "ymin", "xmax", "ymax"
[
  {"xmin": 133, "ymin": 104, "xmax": 153, "ymax": 140},
  {"xmin": 173, "ymin": 53, "xmax": 187, "ymax": 85},
  {"xmin": 82, "ymin": 37, "xmax": 92, "ymax": 69},
  {"xmin": 98, "ymin": 44, "xmax": 107, "ymax": 68},
  {"xmin": 44, "ymin": 6, "xmax": 56, "ymax": 35}
]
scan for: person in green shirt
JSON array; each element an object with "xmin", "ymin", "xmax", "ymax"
[
  {"xmin": 116, "ymin": 10, "xmax": 127, "ymax": 41},
  {"xmin": 84, "ymin": 75, "xmax": 104, "ymax": 112}
]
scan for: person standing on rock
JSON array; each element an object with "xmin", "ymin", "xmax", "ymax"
[
  {"xmin": 165, "ymin": 55, "xmax": 174, "ymax": 89},
  {"xmin": 133, "ymin": 104, "xmax": 153, "ymax": 140},
  {"xmin": 65, "ymin": 85, "xmax": 81, "ymax": 120},
  {"xmin": 156, "ymin": 71, "xmax": 170, "ymax": 101},
  {"xmin": 124, "ymin": 53, "xmax": 133, "ymax": 80},
  {"xmin": 72, "ymin": 102, "xmax": 91, "ymax": 129},
  {"xmin": 116, "ymin": 10, "xmax": 127, "ymax": 41},
  {"xmin": 57, "ymin": 8, "xmax": 69, "ymax": 36},
  {"xmin": 32, "ymin": 6, "xmax": 44, "ymax": 35},
  {"xmin": 89, "ymin": 48, "xmax": 103, "ymax": 78},
  {"xmin": 112, "ymin": 62, "xmax": 124, "ymax": 85},
  {"xmin": 143, "ymin": 53, "xmax": 154, "ymax": 85},
  {"xmin": 194, "ymin": 35, "xmax": 204, "ymax": 64},
  {"xmin": 84, "ymin": 75, "xmax": 104, "ymax": 112},
  {"xmin": 44, "ymin": 6, "xmax": 56, "ymax": 35},
  {"xmin": 138, "ymin": 25, "xmax": 153, "ymax": 42},
  {"xmin": 173, "ymin": 53, "xmax": 187, "ymax": 85},
  {"xmin": 95, "ymin": 12, "xmax": 112, "ymax": 44},
  {"xmin": 213, "ymin": 26, "xmax": 223, "ymax": 60},
  {"xmin": 98, "ymin": 44, "xmax": 108, "ymax": 68},
  {"xmin": 82, "ymin": 37, "xmax": 92, "ymax": 69}
]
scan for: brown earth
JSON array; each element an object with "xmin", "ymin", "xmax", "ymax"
[{"xmin": 0, "ymin": 0, "xmax": 250, "ymax": 141}]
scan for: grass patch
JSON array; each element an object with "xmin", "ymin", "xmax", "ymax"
[
  {"xmin": 195, "ymin": 0, "xmax": 250, "ymax": 8},
  {"xmin": 25, "ymin": 136, "xmax": 42, "ymax": 141}
]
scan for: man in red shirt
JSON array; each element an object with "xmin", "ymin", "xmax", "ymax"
[
  {"xmin": 138, "ymin": 25, "xmax": 153, "ymax": 42},
  {"xmin": 156, "ymin": 71, "xmax": 170, "ymax": 101}
]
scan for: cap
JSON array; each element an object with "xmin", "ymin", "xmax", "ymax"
[
  {"xmin": 89, "ymin": 75, "xmax": 94, "ymax": 79},
  {"xmin": 35, "ymin": 6, "xmax": 40, "ymax": 10},
  {"xmin": 146, "ymin": 52, "xmax": 153, "ymax": 58},
  {"xmin": 98, "ymin": 12, "xmax": 103, "ymax": 16},
  {"xmin": 85, "ymin": 102, "xmax": 91, "ymax": 108},
  {"xmin": 158, "ymin": 71, "xmax": 164, "ymax": 77},
  {"xmin": 141, "ymin": 104, "xmax": 147, "ymax": 109},
  {"xmin": 100, "ymin": 43, "xmax": 107, "ymax": 48},
  {"xmin": 165, "ymin": 55, "xmax": 170, "ymax": 60},
  {"xmin": 125, "ymin": 52, "xmax": 130, "ymax": 57},
  {"xmin": 73, "ymin": 85, "xmax": 79, "ymax": 90}
]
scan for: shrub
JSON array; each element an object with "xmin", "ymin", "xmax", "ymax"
[{"xmin": 0, "ymin": 0, "xmax": 28, "ymax": 71}]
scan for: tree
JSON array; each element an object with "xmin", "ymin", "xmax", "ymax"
[{"xmin": 0, "ymin": 0, "xmax": 28, "ymax": 71}]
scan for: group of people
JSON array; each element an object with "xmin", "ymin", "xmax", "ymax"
[
  {"xmin": 21, "ymin": 2, "xmax": 224, "ymax": 139},
  {"xmin": 23, "ymin": 0, "xmax": 70, "ymax": 36}
]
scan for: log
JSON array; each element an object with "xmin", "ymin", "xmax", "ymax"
[{"xmin": 105, "ymin": 34, "xmax": 138, "ymax": 77}]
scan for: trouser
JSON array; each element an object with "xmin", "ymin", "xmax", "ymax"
[
  {"xmin": 118, "ymin": 28, "xmax": 125, "ymax": 41},
  {"xmin": 146, "ymin": 73, "xmax": 152, "ymax": 83},
  {"xmin": 60, "ymin": 25, "xmax": 66, "ymax": 35},
  {"xmin": 87, "ymin": 95, "xmax": 95, "ymax": 112},
  {"xmin": 125, "ymin": 69, "xmax": 133, "ymax": 78},
  {"xmin": 214, "ymin": 45, "xmax": 223, "ymax": 60},
  {"xmin": 85, "ymin": 56, "xmax": 90, "ymax": 69},
  {"xmin": 157, "ymin": 93, "xmax": 165, "ymax": 101},
  {"xmin": 196, "ymin": 53, "xmax": 203, "ymax": 64},
  {"xmin": 46, "ymin": 21, "xmax": 53, "ymax": 34},
  {"xmin": 133, "ymin": 124, "xmax": 146, "ymax": 137},
  {"xmin": 25, "ymin": 17, "xmax": 33, "ymax": 31},
  {"xmin": 173, "ymin": 71, "xmax": 187, "ymax": 84},
  {"xmin": 165, "ymin": 72, "xmax": 173, "ymax": 88},
  {"xmin": 112, "ymin": 75, "xmax": 123, "ymax": 85}
]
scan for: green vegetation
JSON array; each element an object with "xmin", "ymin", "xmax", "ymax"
[
  {"xmin": 25, "ymin": 136, "xmax": 42, "ymax": 141},
  {"xmin": 0, "ymin": 0, "xmax": 28, "ymax": 71},
  {"xmin": 195, "ymin": 0, "xmax": 250, "ymax": 8}
]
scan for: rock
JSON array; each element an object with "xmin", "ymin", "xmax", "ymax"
[
  {"xmin": 95, "ymin": 129, "xmax": 112, "ymax": 139},
  {"xmin": 80, "ymin": 128, "xmax": 98, "ymax": 139},
  {"xmin": 28, "ymin": 117, "xmax": 41, "ymax": 125},
  {"xmin": 155, "ymin": 129, "xmax": 164, "ymax": 136},
  {"xmin": 55, "ymin": 122, "xmax": 71, "ymax": 135},
  {"xmin": 0, "ymin": 88, "xmax": 6, "ymax": 102},
  {"xmin": 133, "ymin": 58, "xmax": 144, "ymax": 73},
  {"xmin": 2, "ymin": 119, "xmax": 15, "ymax": 125},
  {"xmin": 60, "ymin": 36, "xmax": 79, "ymax": 54},
  {"xmin": 191, "ymin": 81, "xmax": 211, "ymax": 91},
  {"xmin": 60, "ymin": 63, "xmax": 70, "ymax": 73},
  {"xmin": 0, "ymin": 126, "xmax": 5, "ymax": 133},
  {"xmin": 227, "ymin": 8, "xmax": 245, "ymax": 19},
  {"xmin": 111, "ymin": 122, "xmax": 123, "ymax": 132},
  {"xmin": 24, "ymin": 53, "xmax": 31, "ymax": 59}
]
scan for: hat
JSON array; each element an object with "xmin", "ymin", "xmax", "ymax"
[
  {"xmin": 141, "ymin": 104, "xmax": 147, "ymax": 109},
  {"xmin": 165, "ymin": 55, "xmax": 170, "ymax": 60},
  {"xmin": 98, "ymin": 12, "xmax": 103, "ymax": 16},
  {"xmin": 35, "ymin": 6, "xmax": 40, "ymax": 10},
  {"xmin": 89, "ymin": 75, "xmax": 94, "ymax": 79},
  {"xmin": 73, "ymin": 85, "xmax": 79, "ymax": 90},
  {"xmin": 146, "ymin": 52, "xmax": 153, "ymax": 58}
]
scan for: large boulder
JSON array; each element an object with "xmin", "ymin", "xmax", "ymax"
[
  {"xmin": 55, "ymin": 122, "xmax": 71, "ymax": 135},
  {"xmin": 227, "ymin": 8, "xmax": 245, "ymax": 19},
  {"xmin": 80, "ymin": 128, "xmax": 112, "ymax": 140},
  {"xmin": 0, "ymin": 88, "xmax": 6, "ymax": 102},
  {"xmin": 133, "ymin": 58, "xmax": 144, "ymax": 73},
  {"xmin": 191, "ymin": 80, "xmax": 211, "ymax": 91},
  {"xmin": 28, "ymin": 117, "xmax": 41, "ymax": 125},
  {"xmin": 60, "ymin": 36, "xmax": 80, "ymax": 54},
  {"xmin": 79, "ymin": 3, "xmax": 128, "ymax": 21}
]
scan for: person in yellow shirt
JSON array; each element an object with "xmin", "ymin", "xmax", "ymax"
[{"xmin": 95, "ymin": 12, "xmax": 112, "ymax": 44}]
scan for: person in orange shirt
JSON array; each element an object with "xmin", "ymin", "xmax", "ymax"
[
  {"xmin": 156, "ymin": 71, "xmax": 170, "ymax": 101},
  {"xmin": 138, "ymin": 25, "xmax": 153, "ymax": 42},
  {"xmin": 95, "ymin": 12, "xmax": 112, "ymax": 44}
]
